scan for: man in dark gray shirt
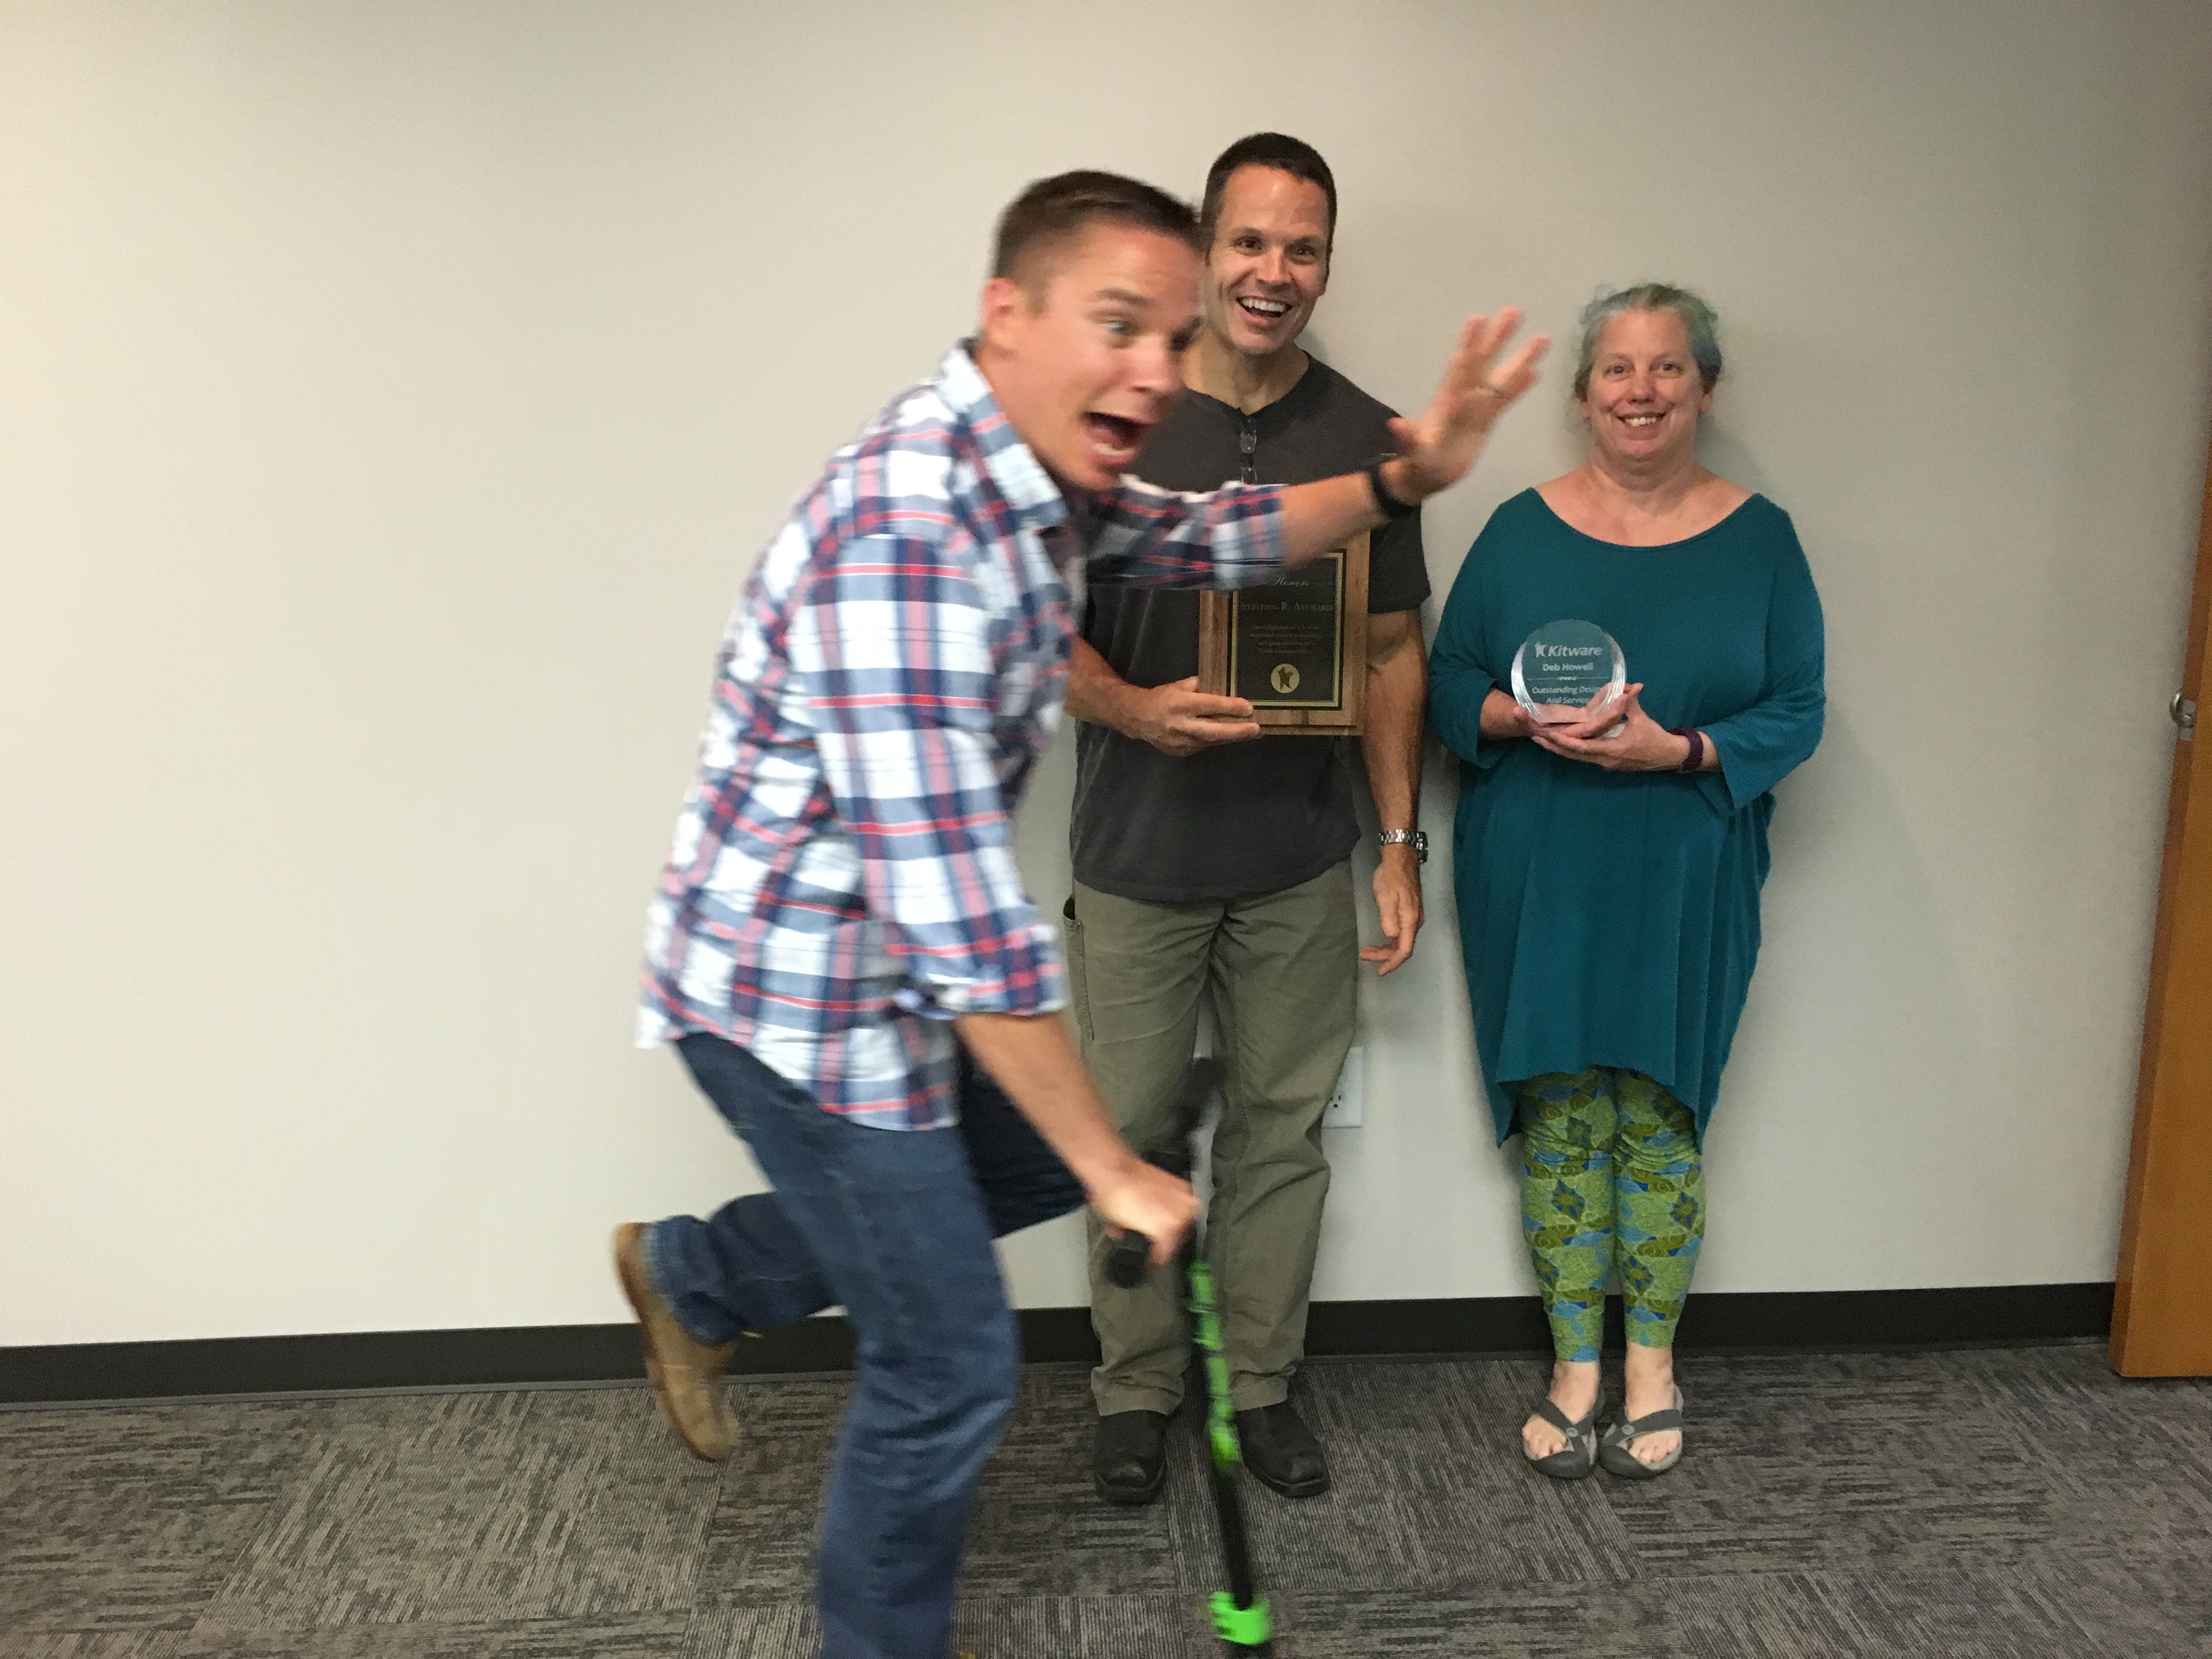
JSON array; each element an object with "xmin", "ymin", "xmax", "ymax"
[{"xmin": 1066, "ymin": 134, "xmax": 1431, "ymax": 1504}]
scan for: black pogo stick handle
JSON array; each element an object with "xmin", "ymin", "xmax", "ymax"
[
  {"xmin": 1103, "ymin": 1126, "xmax": 1200, "ymax": 1289},
  {"xmin": 1104, "ymin": 1230, "xmax": 1153, "ymax": 1289}
]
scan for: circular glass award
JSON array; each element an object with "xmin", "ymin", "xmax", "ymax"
[{"xmin": 1510, "ymin": 619, "xmax": 1627, "ymax": 726}]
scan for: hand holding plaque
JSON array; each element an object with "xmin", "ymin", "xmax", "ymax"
[{"xmin": 1511, "ymin": 619, "xmax": 1627, "ymax": 731}]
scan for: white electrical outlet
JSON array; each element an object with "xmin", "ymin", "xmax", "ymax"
[{"xmin": 1323, "ymin": 1046, "xmax": 1365, "ymax": 1128}]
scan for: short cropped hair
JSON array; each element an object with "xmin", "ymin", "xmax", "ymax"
[
  {"xmin": 1572, "ymin": 283, "xmax": 1725, "ymax": 398},
  {"xmin": 1198, "ymin": 133, "xmax": 1339, "ymax": 250},
  {"xmin": 991, "ymin": 171, "xmax": 1201, "ymax": 291}
]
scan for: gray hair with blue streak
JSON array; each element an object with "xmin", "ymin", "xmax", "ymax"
[{"xmin": 1571, "ymin": 283, "xmax": 1723, "ymax": 399}]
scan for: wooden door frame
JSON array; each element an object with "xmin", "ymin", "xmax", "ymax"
[{"xmin": 2111, "ymin": 440, "xmax": 2212, "ymax": 1376}]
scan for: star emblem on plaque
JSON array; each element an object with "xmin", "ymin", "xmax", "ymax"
[{"xmin": 1198, "ymin": 531, "xmax": 1369, "ymax": 735}]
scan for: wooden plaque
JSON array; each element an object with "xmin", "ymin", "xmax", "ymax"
[{"xmin": 1198, "ymin": 532, "xmax": 1369, "ymax": 735}]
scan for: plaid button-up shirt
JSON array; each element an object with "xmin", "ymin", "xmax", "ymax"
[{"xmin": 639, "ymin": 343, "xmax": 1288, "ymax": 1128}]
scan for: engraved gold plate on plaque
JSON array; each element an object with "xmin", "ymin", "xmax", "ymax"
[{"xmin": 1197, "ymin": 532, "xmax": 1369, "ymax": 735}]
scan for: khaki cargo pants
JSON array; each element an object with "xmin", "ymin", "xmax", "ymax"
[{"xmin": 1066, "ymin": 862, "xmax": 1357, "ymax": 1414}]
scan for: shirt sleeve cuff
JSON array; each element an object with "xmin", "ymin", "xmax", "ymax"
[
  {"xmin": 1216, "ymin": 484, "xmax": 1288, "ymax": 589},
  {"xmin": 892, "ymin": 922, "xmax": 1070, "ymax": 1021}
]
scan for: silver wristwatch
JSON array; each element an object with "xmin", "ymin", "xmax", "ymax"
[{"xmin": 1376, "ymin": 829, "xmax": 1429, "ymax": 864}]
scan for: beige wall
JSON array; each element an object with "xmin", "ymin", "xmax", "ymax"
[{"xmin": 5, "ymin": 2, "xmax": 2209, "ymax": 1344}]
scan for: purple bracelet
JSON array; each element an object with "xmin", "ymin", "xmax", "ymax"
[{"xmin": 1668, "ymin": 727, "xmax": 1705, "ymax": 772}]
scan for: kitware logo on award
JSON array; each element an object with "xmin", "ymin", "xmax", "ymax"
[
  {"xmin": 1271, "ymin": 663, "xmax": 1301, "ymax": 695},
  {"xmin": 1511, "ymin": 619, "xmax": 1627, "ymax": 727}
]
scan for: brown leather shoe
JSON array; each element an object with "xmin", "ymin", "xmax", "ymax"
[{"xmin": 612, "ymin": 1222, "xmax": 738, "ymax": 1462}]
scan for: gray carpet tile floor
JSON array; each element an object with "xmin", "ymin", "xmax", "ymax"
[{"xmin": 3, "ymin": 1344, "xmax": 2208, "ymax": 1658}]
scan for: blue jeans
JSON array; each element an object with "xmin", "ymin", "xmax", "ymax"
[{"xmin": 647, "ymin": 1034, "xmax": 1085, "ymax": 1659}]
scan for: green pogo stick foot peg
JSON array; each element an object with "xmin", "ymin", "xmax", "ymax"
[{"xmin": 1210, "ymin": 1590, "xmax": 1272, "ymax": 1646}]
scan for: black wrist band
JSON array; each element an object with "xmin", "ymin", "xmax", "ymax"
[{"xmin": 1364, "ymin": 459, "xmax": 1418, "ymax": 521}]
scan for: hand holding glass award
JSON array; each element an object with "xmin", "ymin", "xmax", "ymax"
[{"xmin": 1510, "ymin": 619, "xmax": 1627, "ymax": 732}]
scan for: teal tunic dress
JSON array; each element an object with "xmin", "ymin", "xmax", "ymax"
[{"xmin": 1427, "ymin": 489, "xmax": 1825, "ymax": 1143}]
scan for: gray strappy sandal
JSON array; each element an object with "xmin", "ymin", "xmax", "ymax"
[
  {"xmin": 1598, "ymin": 1385, "xmax": 1684, "ymax": 1478},
  {"xmin": 1522, "ymin": 1397, "xmax": 1599, "ymax": 1481}
]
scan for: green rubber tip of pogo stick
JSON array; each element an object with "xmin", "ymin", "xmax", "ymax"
[
  {"xmin": 1209, "ymin": 1420, "xmax": 1241, "ymax": 1465},
  {"xmin": 1210, "ymin": 1591, "xmax": 1272, "ymax": 1645}
]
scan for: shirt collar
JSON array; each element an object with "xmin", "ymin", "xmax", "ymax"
[
  {"xmin": 1182, "ymin": 352, "xmax": 1323, "ymax": 433},
  {"xmin": 937, "ymin": 341, "xmax": 1070, "ymax": 537}
]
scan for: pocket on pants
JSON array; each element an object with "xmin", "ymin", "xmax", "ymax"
[{"xmin": 1062, "ymin": 895, "xmax": 1096, "ymax": 1045}]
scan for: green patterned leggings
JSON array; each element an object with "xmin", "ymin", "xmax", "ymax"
[{"xmin": 1518, "ymin": 1067, "xmax": 1704, "ymax": 1362}]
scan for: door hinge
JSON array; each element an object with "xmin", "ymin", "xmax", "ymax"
[{"xmin": 2172, "ymin": 691, "xmax": 2198, "ymax": 741}]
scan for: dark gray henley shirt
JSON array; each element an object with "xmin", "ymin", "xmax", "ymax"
[{"xmin": 1070, "ymin": 356, "xmax": 1430, "ymax": 902}]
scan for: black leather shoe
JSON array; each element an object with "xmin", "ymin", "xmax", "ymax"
[
  {"xmin": 1093, "ymin": 1409, "xmax": 1171, "ymax": 1505},
  {"xmin": 1235, "ymin": 1401, "xmax": 1330, "ymax": 1498}
]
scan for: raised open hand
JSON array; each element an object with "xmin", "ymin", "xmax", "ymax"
[{"xmin": 1385, "ymin": 310, "xmax": 1551, "ymax": 501}]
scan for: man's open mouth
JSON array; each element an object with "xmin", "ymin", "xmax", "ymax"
[
  {"xmin": 1238, "ymin": 296, "xmax": 1291, "ymax": 321},
  {"xmin": 1084, "ymin": 413, "xmax": 1147, "ymax": 461}
]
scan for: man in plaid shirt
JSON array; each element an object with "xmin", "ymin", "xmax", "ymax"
[{"xmin": 611, "ymin": 170, "xmax": 1544, "ymax": 1659}]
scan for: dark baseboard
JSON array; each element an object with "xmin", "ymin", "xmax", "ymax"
[{"xmin": 0, "ymin": 1283, "xmax": 2114, "ymax": 1406}]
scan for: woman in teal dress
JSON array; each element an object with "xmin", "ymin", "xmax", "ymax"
[{"xmin": 1428, "ymin": 284, "xmax": 1824, "ymax": 1479}]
